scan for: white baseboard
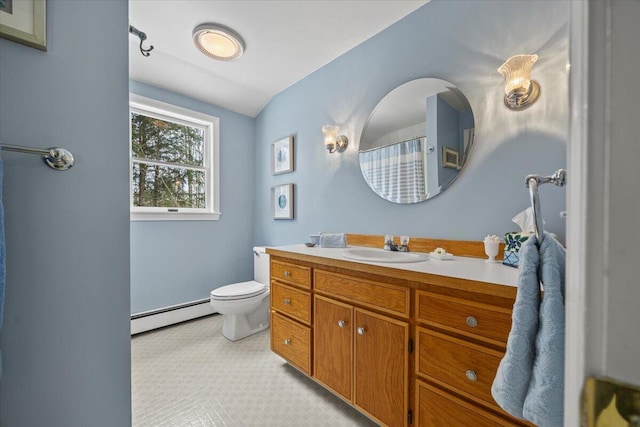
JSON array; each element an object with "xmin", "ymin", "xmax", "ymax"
[{"xmin": 131, "ymin": 299, "xmax": 216, "ymax": 335}]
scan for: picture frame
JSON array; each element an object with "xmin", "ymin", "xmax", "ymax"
[
  {"xmin": 271, "ymin": 135, "xmax": 294, "ymax": 175},
  {"xmin": 442, "ymin": 146, "xmax": 459, "ymax": 169},
  {"xmin": 272, "ymin": 183, "xmax": 294, "ymax": 220},
  {"xmin": 0, "ymin": 0, "xmax": 46, "ymax": 51}
]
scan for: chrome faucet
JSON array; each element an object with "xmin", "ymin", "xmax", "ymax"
[
  {"xmin": 398, "ymin": 235, "xmax": 410, "ymax": 252},
  {"xmin": 384, "ymin": 235, "xmax": 398, "ymax": 251}
]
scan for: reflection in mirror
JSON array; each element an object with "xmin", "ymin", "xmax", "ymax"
[{"xmin": 359, "ymin": 78, "xmax": 475, "ymax": 204}]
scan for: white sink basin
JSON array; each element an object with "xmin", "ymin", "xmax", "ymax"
[{"xmin": 342, "ymin": 248, "xmax": 429, "ymax": 263}]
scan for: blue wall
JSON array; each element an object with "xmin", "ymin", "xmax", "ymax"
[
  {"xmin": 255, "ymin": 0, "xmax": 568, "ymax": 246},
  {"xmin": 129, "ymin": 82, "xmax": 256, "ymax": 314},
  {"xmin": 0, "ymin": 1, "xmax": 131, "ymax": 425}
]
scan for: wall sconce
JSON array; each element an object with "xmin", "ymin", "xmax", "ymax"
[
  {"xmin": 497, "ymin": 54, "xmax": 541, "ymax": 110},
  {"xmin": 322, "ymin": 125, "xmax": 349, "ymax": 153}
]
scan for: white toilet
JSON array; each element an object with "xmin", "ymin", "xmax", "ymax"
[{"xmin": 210, "ymin": 247, "xmax": 270, "ymax": 341}]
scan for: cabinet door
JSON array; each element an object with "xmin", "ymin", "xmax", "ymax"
[
  {"xmin": 314, "ymin": 295, "xmax": 353, "ymax": 400},
  {"xmin": 354, "ymin": 308, "xmax": 409, "ymax": 427}
]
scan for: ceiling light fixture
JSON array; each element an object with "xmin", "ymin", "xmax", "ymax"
[{"xmin": 192, "ymin": 23, "xmax": 245, "ymax": 61}]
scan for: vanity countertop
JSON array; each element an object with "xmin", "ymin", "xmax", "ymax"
[{"xmin": 268, "ymin": 244, "xmax": 519, "ymax": 288}]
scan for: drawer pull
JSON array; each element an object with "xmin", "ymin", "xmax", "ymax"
[
  {"xmin": 284, "ymin": 339, "xmax": 292, "ymax": 345},
  {"xmin": 466, "ymin": 316, "xmax": 478, "ymax": 328},
  {"xmin": 283, "ymin": 298, "xmax": 291, "ymax": 305},
  {"xmin": 357, "ymin": 327, "xmax": 366, "ymax": 335},
  {"xmin": 465, "ymin": 370, "xmax": 478, "ymax": 382},
  {"xmin": 283, "ymin": 271, "xmax": 291, "ymax": 277},
  {"xmin": 338, "ymin": 320, "xmax": 346, "ymax": 328}
]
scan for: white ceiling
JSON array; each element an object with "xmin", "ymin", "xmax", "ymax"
[{"xmin": 129, "ymin": 1, "xmax": 428, "ymax": 118}]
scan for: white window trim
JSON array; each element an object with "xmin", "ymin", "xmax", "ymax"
[{"xmin": 129, "ymin": 94, "xmax": 221, "ymax": 221}]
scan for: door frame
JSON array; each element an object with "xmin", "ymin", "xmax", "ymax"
[{"xmin": 565, "ymin": 1, "xmax": 589, "ymax": 425}]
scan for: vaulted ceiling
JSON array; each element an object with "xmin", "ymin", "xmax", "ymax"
[{"xmin": 129, "ymin": 1, "xmax": 428, "ymax": 117}]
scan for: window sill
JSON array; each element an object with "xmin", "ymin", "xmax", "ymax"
[{"xmin": 130, "ymin": 212, "xmax": 222, "ymax": 221}]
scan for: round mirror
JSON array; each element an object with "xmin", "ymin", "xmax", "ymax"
[{"xmin": 359, "ymin": 78, "xmax": 475, "ymax": 204}]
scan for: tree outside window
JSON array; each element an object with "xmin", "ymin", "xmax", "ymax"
[{"xmin": 130, "ymin": 95, "xmax": 220, "ymax": 220}]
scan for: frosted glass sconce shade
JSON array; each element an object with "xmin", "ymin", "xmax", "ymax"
[
  {"xmin": 498, "ymin": 54, "xmax": 540, "ymax": 110},
  {"xmin": 322, "ymin": 125, "xmax": 348, "ymax": 153}
]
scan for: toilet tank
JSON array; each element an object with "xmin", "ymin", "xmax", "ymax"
[{"xmin": 253, "ymin": 247, "xmax": 270, "ymax": 286}]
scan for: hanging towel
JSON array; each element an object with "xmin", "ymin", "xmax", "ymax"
[
  {"xmin": 491, "ymin": 235, "xmax": 541, "ymax": 420},
  {"xmin": 523, "ymin": 232, "xmax": 566, "ymax": 426},
  {"xmin": 0, "ymin": 158, "xmax": 5, "ymax": 378}
]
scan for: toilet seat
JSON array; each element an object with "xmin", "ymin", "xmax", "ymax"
[{"xmin": 210, "ymin": 281, "xmax": 267, "ymax": 301}]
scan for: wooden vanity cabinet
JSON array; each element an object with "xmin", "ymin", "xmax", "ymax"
[{"xmin": 268, "ymin": 248, "xmax": 524, "ymax": 427}]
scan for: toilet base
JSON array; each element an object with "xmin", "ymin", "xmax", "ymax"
[
  {"xmin": 222, "ymin": 315, "xmax": 270, "ymax": 341},
  {"xmin": 219, "ymin": 294, "xmax": 270, "ymax": 341}
]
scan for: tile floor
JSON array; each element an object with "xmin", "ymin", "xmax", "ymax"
[{"xmin": 131, "ymin": 314, "xmax": 378, "ymax": 426}]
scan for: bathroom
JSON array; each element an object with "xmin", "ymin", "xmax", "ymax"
[{"xmin": 0, "ymin": 0, "xmax": 639, "ymax": 426}]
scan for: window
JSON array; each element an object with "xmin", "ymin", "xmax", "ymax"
[{"xmin": 129, "ymin": 94, "xmax": 220, "ymax": 220}]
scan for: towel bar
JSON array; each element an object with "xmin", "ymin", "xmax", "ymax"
[
  {"xmin": 0, "ymin": 143, "xmax": 75, "ymax": 171},
  {"xmin": 525, "ymin": 169, "xmax": 566, "ymax": 243}
]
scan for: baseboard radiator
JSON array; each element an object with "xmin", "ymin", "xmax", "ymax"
[{"xmin": 131, "ymin": 298, "xmax": 216, "ymax": 335}]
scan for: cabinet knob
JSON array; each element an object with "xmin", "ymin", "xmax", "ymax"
[
  {"xmin": 283, "ymin": 298, "xmax": 291, "ymax": 305},
  {"xmin": 283, "ymin": 271, "xmax": 291, "ymax": 277},
  {"xmin": 357, "ymin": 327, "xmax": 366, "ymax": 335},
  {"xmin": 465, "ymin": 370, "xmax": 478, "ymax": 382},
  {"xmin": 338, "ymin": 320, "xmax": 346, "ymax": 328},
  {"xmin": 466, "ymin": 316, "xmax": 478, "ymax": 328},
  {"xmin": 284, "ymin": 339, "xmax": 292, "ymax": 345}
]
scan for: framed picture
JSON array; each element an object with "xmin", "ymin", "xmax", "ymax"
[
  {"xmin": 0, "ymin": 0, "xmax": 46, "ymax": 51},
  {"xmin": 271, "ymin": 135, "xmax": 294, "ymax": 175},
  {"xmin": 272, "ymin": 183, "xmax": 294, "ymax": 220},
  {"xmin": 442, "ymin": 146, "xmax": 459, "ymax": 169}
]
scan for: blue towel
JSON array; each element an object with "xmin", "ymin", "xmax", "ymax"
[
  {"xmin": 491, "ymin": 232, "xmax": 566, "ymax": 426},
  {"xmin": 523, "ymin": 232, "xmax": 566, "ymax": 426},
  {"xmin": 491, "ymin": 235, "xmax": 541, "ymax": 420},
  {"xmin": 0, "ymin": 158, "xmax": 5, "ymax": 377},
  {"xmin": 319, "ymin": 233, "xmax": 347, "ymax": 248}
]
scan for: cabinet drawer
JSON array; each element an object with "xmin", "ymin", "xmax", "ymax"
[
  {"xmin": 416, "ymin": 381, "xmax": 521, "ymax": 427},
  {"xmin": 315, "ymin": 270, "xmax": 409, "ymax": 318},
  {"xmin": 416, "ymin": 290, "xmax": 511, "ymax": 347},
  {"xmin": 416, "ymin": 327, "xmax": 503, "ymax": 408},
  {"xmin": 271, "ymin": 312, "xmax": 311, "ymax": 374},
  {"xmin": 271, "ymin": 260, "xmax": 311, "ymax": 289},
  {"xmin": 271, "ymin": 282, "xmax": 311, "ymax": 325}
]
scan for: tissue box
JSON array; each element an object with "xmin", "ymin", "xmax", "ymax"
[{"xmin": 503, "ymin": 232, "xmax": 534, "ymax": 268}]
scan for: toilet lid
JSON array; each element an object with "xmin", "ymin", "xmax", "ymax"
[{"xmin": 210, "ymin": 281, "xmax": 267, "ymax": 300}]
